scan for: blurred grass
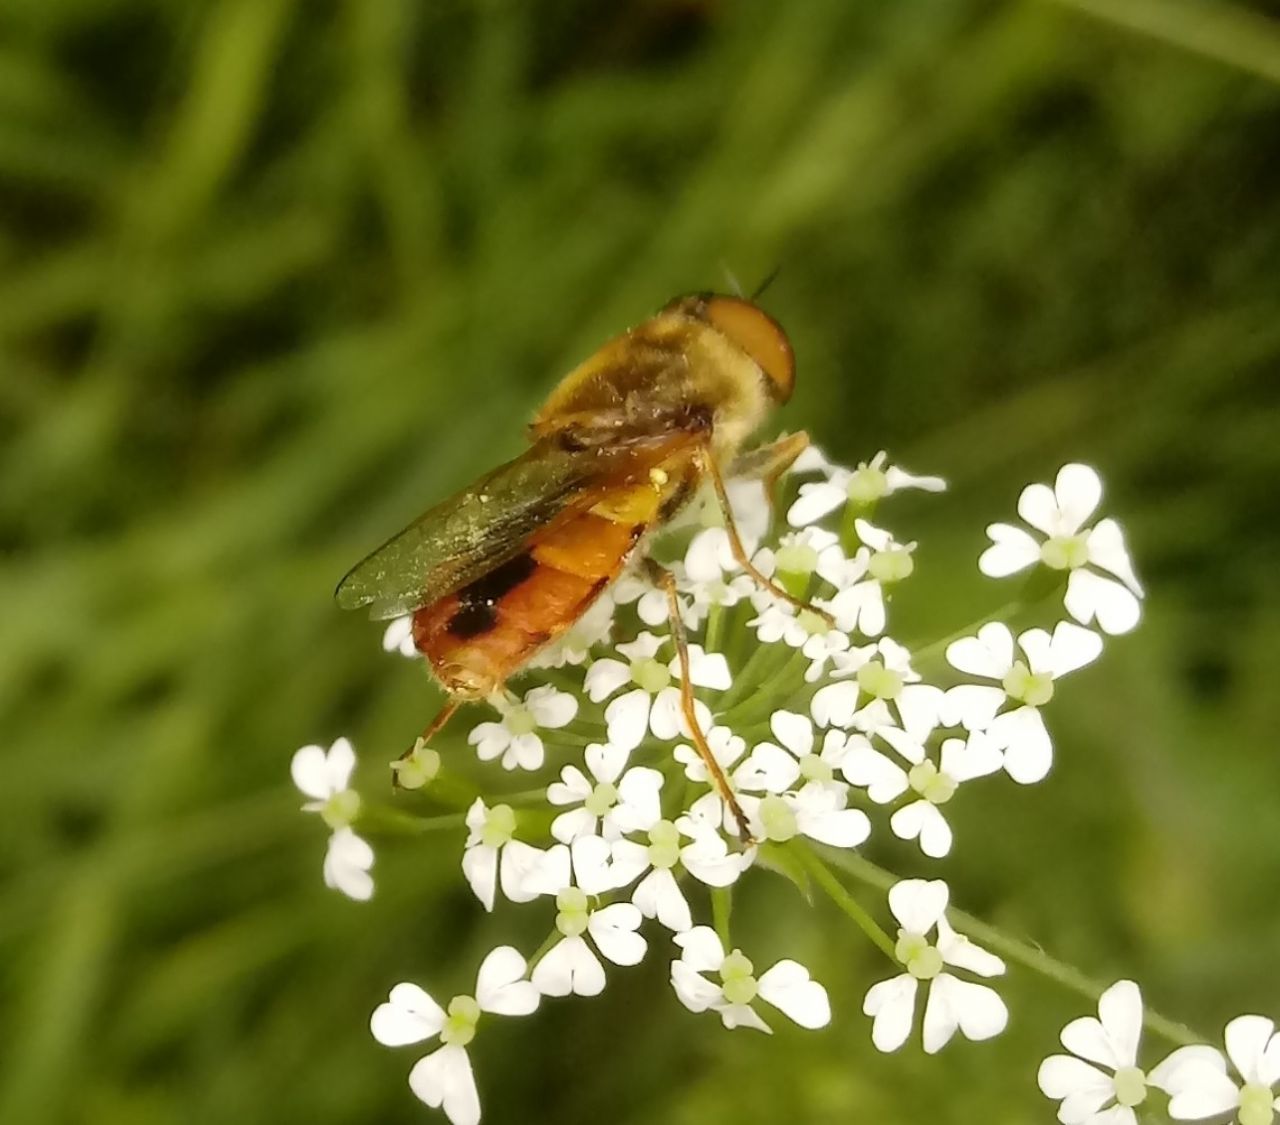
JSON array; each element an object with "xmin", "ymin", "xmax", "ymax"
[{"xmin": 2, "ymin": 0, "xmax": 1279, "ymax": 1121}]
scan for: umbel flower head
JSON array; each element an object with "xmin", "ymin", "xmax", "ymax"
[{"xmin": 293, "ymin": 448, "xmax": 1155, "ymax": 1123}]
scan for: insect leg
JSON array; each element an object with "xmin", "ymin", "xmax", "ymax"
[
  {"xmin": 700, "ymin": 444, "xmax": 836, "ymax": 627},
  {"xmin": 393, "ymin": 699, "xmax": 461, "ymax": 786},
  {"xmin": 644, "ymin": 558, "xmax": 754, "ymax": 844}
]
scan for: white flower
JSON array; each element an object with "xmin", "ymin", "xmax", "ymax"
[
  {"xmin": 788, "ymin": 450, "xmax": 945, "ymax": 528},
  {"xmin": 531, "ymin": 891, "xmax": 647, "ymax": 997},
  {"xmin": 370, "ymin": 946, "xmax": 539, "ymax": 1125},
  {"xmin": 943, "ymin": 621, "xmax": 1103, "ymax": 783},
  {"xmin": 584, "ymin": 633, "xmax": 726, "ymax": 750},
  {"xmin": 611, "ymin": 570, "xmax": 673, "ymax": 628},
  {"xmin": 811, "ymin": 637, "xmax": 943, "ymax": 739},
  {"xmin": 466, "ymin": 685, "xmax": 578, "ymax": 771},
  {"xmin": 673, "ymin": 724, "xmax": 747, "ymax": 784},
  {"xmin": 1152, "ymin": 1015, "xmax": 1280, "ymax": 1124},
  {"xmin": 460, "ymin": 799, "xmax": 560, "ymax": 911},
  {"xmin": 747, "ymin": 598, "xmax": 842, "ymax": 653},
  {"xmin": 291, "ymin": 736, "xmax": 361, "ymax": 827},
  {"xmin": 591, "ymin": 820, "xmax": 697, "ymax": 931},
  {"xmin": 979, "ymin": 464, "xmax": 1144, "ymax": 635},
  {"xmin": 825, "ymin": 520, "xmax": 916, "ymax": 637},
  {"xmin": 1038, "ymin": 980, "xmax": 1156, "ymax": 1125},
  {"xmin": 727, "ymin": 712, "xmax": 870, "ymax": 848},
  {"xmin": 670, "ymin": 926, "xmax": 831, "ymax": 1033},
  {"xmin": 323, "ymin": 827, "xmax": 375, "ymax": 900},
  {"xmin": 382, "ymin": 615, "xmax": 418, "ymax": 658},
  {"xmin": 863, "ymin": 879, "xmax": 1007, "ymax": 1054},
  {"xmin": 841, "ymin": 727, "xmax": 1002, "ymax": 858},
  {"xmin": 674, "ymin": 794, "xmax": 758, "ymax": 884},
  {"xmin": 546, "ymin": 742, "xmax": 663, "ymax": 843},
  {"xmin": 684, "ymin": 477, "xmax": 772, "ymax": 569},
  {"xmin": 527, "ymin": 594, "xmax": 615, "ymax": 669}
]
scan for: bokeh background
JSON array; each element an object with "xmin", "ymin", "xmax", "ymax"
[{"xmin": 4, "ymin": 0, "xmax": 1280, "ymax": 1121}]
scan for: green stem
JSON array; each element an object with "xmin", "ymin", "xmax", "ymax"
[
  {"xmin": 816, "ymin": 846, "xmax": 1202, "ymax": 1048},
  {"xmin": 791, "ymin": 841, "xmax": 897, "ymax": 962},
  {"xmin": 711, "ymin": 886, "xmax": 733, "ymax": 949},
  {"xmin": 355, "ymin": 806, "xmax": 466, "ymax": 836},
  {"xmin": 704, "ymin": 601, "xmax": 724, "ymax": 656}
]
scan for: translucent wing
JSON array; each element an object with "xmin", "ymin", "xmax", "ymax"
[{"xmin": 335, "ymin": 433, "xmax": 692, "ymax": 620}]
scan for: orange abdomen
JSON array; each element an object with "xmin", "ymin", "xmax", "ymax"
[{"xmin": 411, "ymin": 512, "xmax": 643, "ymax": 699}]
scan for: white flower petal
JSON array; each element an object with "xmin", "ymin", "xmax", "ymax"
[
  {"xmin": 877, "ymin": 725, "xmax": 927, "ymax": 766},
  {"xmin": 794, "ymin": 787, "xmax": 871, "ymax": 848},
  {"xmin": 584, "ymin": 658, "xmax": 631, "ymax": 703},
  {"xmin": 589, "ymin": 903, "xmax": 647, "ymax": 966},
  {"xmin": 633, "ymin": 868, "xmax": 691, "ymax": 932},
  {"xmin": 923, "ymin": 973, "xmax": 1008, "ymax": 1053},
  {"xmin": 475, "ymin": 946, "xmax": 539, "ymax": 1015},
  {"xmin": 1086, "ymin": 518, "xmax": 1144, "ymax": 597},
  {"xmin": 371, "ymin": 982, "xmax": 443, "ymax": 1046},
  {"xmin": 291, "ymin": 744, "xmax": 336, "ymax": 800},
  {"xmin": 935, "ymin": 916, "xmax": 1005, "ymax": 978},
  {"xmin": 1164, "ymin": 1066, "xmax": 1241, "ymax": 1120},
  {"xmin": 885, "ymin": 465, "xmax": 946, "ymax": 494},
  {"xmin": 1065, "ymin": 569, "xmax": 1141, "ymax": 636},
  {"xmin": 736, "ymin": 742, "xmax": 802, "ymax": 794},
  {"xmin": 323, "ymin": 828, "xmax": 374, "ymax": 901},
  {"xmin": 863, "ymin": 974, "xmax": 918, "ymax": 1052},
  {"xmin": 605, "ymin": 689, "xmax": 652, "ymax": 750},
  {"xmin": 467, "ymin": 722, "xmax": 510, "ymax": 762},
  {"xmin": 532, "ymin": 935, "xmax": 606, "ymax": 997},
  {"xmin": 1054, "ymin": 464, "xmax": 1104, "ymax": 535},
  {"xmin": 1018, "ymin": 482, "xmax": 1062, "ymax": 536},
  {"xmin": 811, "ymin": 681, "xmax": 860, "ymax": 728},
  {"xmin": 1045, "ymin": 621, "xmax": 1105, "ymax": 678},
  {"xmin": 526, "ymin": 685, "xmax": 579, "ymax": 728},
  {"xmin": 503, "ymin": 732, "xmax": 544, "ymax": 771},
  {"xmin": 979, "ymin": 524, "xmax": 1041, "ymax": 578},
  {"xmin": 674, "ymin": 925, "xmax": 726, "ymax": 973},
  {"xmin": 1225, "ymin": 1015, "xmax": 1277, "ymax": 1086},
  {"xmin": 840, "ymin": 743, "xmax": 909, "ymax": 803},
  {"xmin": 758, "ymin": 960, "xmax": 831, "ymax": 1029},
  {"xmin": 769, "ymin": 710, "xmax": 814, "ymax": 757},
  {"xmin": 461, "ymin": 843, "xmax": 497, "ymax": 911},
  {"xmin": 671, "ymin": 961, "xmax": 722, "ymax": 1013},
  {"xmin": 896, "ymin": 684, "xmax": 944, "ymax": 741},
  {"xmin": 947, "ymin": 622, "xmax": 1015, "ymax": 679},
  {"xmin": 788, "ymin": 480, "xmax": 847, "ymax": 527},
  {"xmin": 1149, "ymin": 1044, "xmax": 1229, "ymax": 1096},
  {"xmin": 408, "ymin": 1044, "xmax": 479, "ymax": 1125},
  {"xmin": 1096, "ymin": 979, "xmax": 1144, "ymax": 1068},
  {"xmin": 888, "ymin": 878, "xmax": 949, "ymax": 935},
  {"xmin": 546, "ymin": 765, "xmax": 593, "ymax": 807},
  {"xmin": 940, "ymin": 732, "xmax": 1003, "ymax": 783},
  {"xmin": 720, "ymin": 1002, "xmax": 773, "ymax": 1033},
  {"xmin": 891, "ymin": 801, "xmax": 951, "ymax": 858},
  {"xmin": 614, "ymin": 767, "xmax": 664, "ymax": 832},
  {"xmin": 585, "ymin": 742, "xmax": 629, "ymax": 785},
  {"xmin": 1061, "ymin": 1015, "xmax": 1125, "ymax": 1071},
  {"xmin": 1038, "ymin": 1052, "xmax": 1114, "ymax": 1103},
  {"xmin": 988, "ymin": 706, "xmax": 1053, "ymax": 784},
  {"xmin": 681, "ymin": 645, "xmax": 732, "ymax": 690}
]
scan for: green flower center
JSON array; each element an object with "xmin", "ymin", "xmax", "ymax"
[
  {"xmin": 632, "ymin": 657, "xmax": 671, "ymax": 694},
  {"xmin": 799, "ymin": 753, "xmax": 833, "ymax": 783},
  {"xmin": 1040, "ymin": 533, "xmax": 1090, "ymax": 571},
  {"xmin": 584, "ymin": 781, "xmax": 619, "ymax": 816},
  {"xmin": 720, "ymin": 950, "xmax": 758, "ymax": 1005},
  {"xmin": 504, "ymin": 704, "xmax": 538, "ymax": 736},
  {"xmin": 796, "ymin": 608, "xmax": 830, "ymax": 636},
  {"xmin": 907, "ymin": 760, "xmax": 957, "ymax": 805},
  {"xmin": 847, "ymin": 465, "xmax": 888, "ymax": 505},
  {"xmin": 479, "ymin": 803, "xmax": 516, "ymax": 848},
  {"xmin": 857, "ymin": 659, "xmax": 903, "ymax": 700},
  {"xmin": 390, "ymin": 740, "xmax": 441, "ymax": 791},
  {"xmin": 895, "ymin": 932, "xmax": 943, "ymax": 980},
  {"xmin": 321, "ymin": 789, "xmax": 362, "ymax": 830},
  {"xmin": 1001, "ymin": 660, "xmax": 1055, "ymax": 706},
  {"xmin": 868, "ymin": 547, "xmax": 915, "ymax": 584},
  {"xmin": 1112, "ymin": 1067, "xmax": 1147, "ymax": 1109},
  {"xmin": 758, "ymin": 794, "xmax": 798, "ymax": 842},
  {"xmin": 776, "ymin": 542, "xmax": 819, "ymax": 578},
  {"xmin": 1238, "ymin": 1083, "xmax": 1276, "ymax": 1125},
  {"xmin": 647, "ymin": 820, "xmax": 681, "ymax": 870},
  {"xmin": 555, "ymin": 886, "xmax": 590, "ymax": 938},
  {"xmin": 440, "ymin": 994, "xmax": 481, "ymax": 1047}
]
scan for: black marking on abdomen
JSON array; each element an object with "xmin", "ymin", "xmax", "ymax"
[
  {"xmin": 462, "ymin": 552, "xmax": 538, "ymax": 604},
  {"xmin": 448, "ymin": 603, "xmax": 498, "ymax": 638}
]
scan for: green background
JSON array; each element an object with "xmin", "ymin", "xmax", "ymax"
[{"xmin": 3, "ymin": 0, "xmax": 1279, "ymax": 1121}]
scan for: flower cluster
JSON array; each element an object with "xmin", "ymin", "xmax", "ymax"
[{"xmin": 293, "ymin": 452, "xmax": 1166, "ymax": 1123}]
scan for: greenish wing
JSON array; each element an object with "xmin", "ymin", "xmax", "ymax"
[{"xmin": 334, "ymin": 439, "xmax": 622, "ymax": 620}]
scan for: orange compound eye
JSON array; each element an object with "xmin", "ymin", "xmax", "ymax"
[{"xmin": 701, "ymin": 295, "xmax": 795, "ymax": 403}]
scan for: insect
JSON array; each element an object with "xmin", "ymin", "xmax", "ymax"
[{"xmin": 336, "ymin": 292, "xmax": 825, "ymax": 839}]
